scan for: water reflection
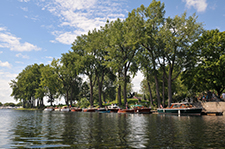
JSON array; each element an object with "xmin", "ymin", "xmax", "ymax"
[{"xmin": 1, "ymin": 109, "xmax": 225, "ymax": 148}]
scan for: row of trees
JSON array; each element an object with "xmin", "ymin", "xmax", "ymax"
[
  {"xmin": 0, "ymin": 102, "xmax": 22, "ymax": 107},
  {"xmin": 10, "ymin": 0, "xmax": 225, "ymax": 108}
]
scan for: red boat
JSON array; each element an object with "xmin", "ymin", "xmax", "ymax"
[
  {"xmin": 117, "ymin": 109, "xmax": 135, "ymax": 113},
  {"xmin": 83, "ymin": 108, "xmax": 96, "ymax": 112},
  {"xmin": 130, "ymin": 105, "xmax": 151, "ymax": 114},
  {"xmin": 71, "ymin": 108, "xmax": 82, "ymax": 112}
]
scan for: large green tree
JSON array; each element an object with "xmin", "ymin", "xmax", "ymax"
[
  {"xmin": 36, "ymin": 64, "xmax": 60, "ymax": 106},
  {"xmin": 159, "ymin": 12, "xmax": 203, "ymax": 106},
  {"xmin": 182, "ymin": 29, "xmax": 225, "ymax": 96},
  {"xmin": 105, "ymin": 17, "xmax": 139, "ymax": 106},
  {"xmin": 133, "ymin": 0, "xmax": 165, "ymax": 107},
  {"xmin": 71, "ymin": 33, "xmax": 98, "ymax": 107},
  {"xmin": 10, "ymin": 64, "xmax": 44, "ymax": 108}
]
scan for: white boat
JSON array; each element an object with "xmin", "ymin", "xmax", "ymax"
[
  {"xmin": 108, "ymin": 104, "xmax": 121, "ymax": 113},
  {"xmin": 157, "ymin": 102, "xmax": 202, "ymax": 116},
  {"xmin": 54, "ymin": 107, "xmax": 61, "ymax": 111},
  {"xmin": 44, "ymin": 107, "xmax": 54, "ymax": 111},
  {"xmin": 61, "ymin": 106, "xmax": 70, "ymax": 112}
]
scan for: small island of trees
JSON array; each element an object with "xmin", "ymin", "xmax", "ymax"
[{"xmin": 9, "ymin": 0, "xmax": 225, "ymax": 109}]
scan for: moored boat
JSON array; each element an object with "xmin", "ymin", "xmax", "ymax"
[
  {"xmin": 117, "ymin": 109, "xmax": 135, "ymax": 114},
  {"xmin": 54, "ymin": 107, "xmax": 61, "ymax": 111},
  {"xmin": 83, "ymin": 108, "xmax": 96, "ymax": 112},
  {"xmin": 107, "ymin": 104, "xmax": 121, "ymax": 113},
  {"xmin": 44, "ymin": 107, "xmax": 54, "ymax": 111},
  {"xmin": 61, "ymin": 106, "xmax": 70, "ymax": 112},
  {"xmin": 96, "ymin": 108, "xmax": 111, "ymax": 113},
  {"xmin": 71, "ymin": 107, "xmax": 82, "ymax": 112},
  {"xmin": 130, "ymin": 105, "xmax": 151, "ymax": 114},
  {"xmin": 157, "ymin": 102, "xmax": 202, "ymax": 116}
]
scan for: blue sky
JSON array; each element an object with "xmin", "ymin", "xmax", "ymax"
[{"xmin": 0, "ymin": 0, "xmax": 224, "ymax": 104}]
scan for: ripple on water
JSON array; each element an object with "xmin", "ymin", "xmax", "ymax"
[{"xmin": 2, "ymin": 110, "xmax": 225, "ymax": 148}]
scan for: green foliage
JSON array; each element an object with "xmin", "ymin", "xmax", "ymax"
[
  {"xmin": 10, "ymin": 64, "xmax": 44, "ymax": 108},
  {"xmin": 78, "ymin": 98, "xmax": 90, "ymax": 108},
  {"xmin": 182, "ymin": 29, "xmax": 225, "ymax": 96},
  {"xmin": 16, "ymin": 102, "xmax": 22, "ymax": 106},
  {"xmin": 3, "ymin": 102, "xmax": 16, "ymax": 107},
  {"xmin": 9, "ymin": 1, "xmax": 222, "ymax": 110},
  {"xmin": 0, "ymin": 102, "xmax": 2, "ymax": 106}
]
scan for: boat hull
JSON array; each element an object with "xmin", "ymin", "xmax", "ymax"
[
  {"xmin": 83, "ymin": 109, "xmax": 96, "ymax": 112},
  {"xmin": 71, "ymin": 108, "xmax": 82, "ymax": 112},
  {"xmin": 44, "ymin": 108, "xmax": 53, "ymax": 111},
  {"xmin": 109, "ymin": 109, "xmax": 120, "ymax": 113},
  {"xmin": 61, "ymin": 109, "xmax": 70, "ymax": 112},
  {"xmin": 96, "ymin": 110, "xmax": 111, "ymax": 113},
  {"xmin": 117, "ymin": 109, "xmax": 135, "ymax": 114},
  {"xmin": 135, "ymin": 108, "xmax": 151, "ymax": 114},
  {"xmin": 157, "ymin": 108, "xmax": 202, "ymax": 115}
]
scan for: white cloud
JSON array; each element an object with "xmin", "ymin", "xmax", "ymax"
[
  {"xmin": 53, "ymin": 31, "xmax": 78, "ymax": 45},
  {"xmin": 18, "ymin": 0, "xmax": 30, "ymax": 2},
  {"xmin": 15, "ymin": 61, "xmax": 24, "ymax": 64},
  {"xmin": 0, "ymin": 71, "xmax": 18, "ymax": 104},
  {"xmin": 183, "ymin": 0, "xmax": 208, "ymax": 12},
  {"xmin": 0, "ymin": 61, "xmax": 12, "ymax": 68},
  {"xmin": 131, "ymin": 70, "xmax": 144, "ymax": 93},
  {"xmin": 0, "ymin": 27, "xmax": 6, "ymax": 31},
  {"xmin": 21, "ymin": 7, "xmax": 28, "ymax": 11},
  {"xmin": 16, "ymin": 53, "xmax": 30, "ymax": 59},
  {"xmin": 0, "ymin": 27, "xmax": 41, "ymax": 51},
  {"xmin": 37, "ymin": 0, "xmax": 126, "ymax": 45},
  {"xmin": 46, "ymin": 56, "xmax": 53, "ymax": 59},
  {"xmin": 0, "ymin": 51, "xmax": 2, "ymax": 54}
]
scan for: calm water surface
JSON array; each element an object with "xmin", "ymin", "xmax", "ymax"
[{"xmin": 1, "ymin": 109, "xmax": 225, "ymax": 148}]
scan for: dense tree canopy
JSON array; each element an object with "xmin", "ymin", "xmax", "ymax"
[
  {"xmin": 182, "ymin": 29, "xmax": 225, "ymax": 96},
  {"xmin": 10, "ymin": 1, "xmax": 223, "ymax": 108}
]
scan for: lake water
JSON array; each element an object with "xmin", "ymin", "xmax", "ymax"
[{"xmin": 1, "ymin": 109, "xmax": 225, "ymax": 148}]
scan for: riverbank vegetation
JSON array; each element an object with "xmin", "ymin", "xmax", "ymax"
[{"xmin": 9, "ymin": 0, "xmax": 225, "ymax": 109}]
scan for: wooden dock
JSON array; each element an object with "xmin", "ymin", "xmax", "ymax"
[{"xmin": 201, "ymin": 112, "xmax": 223, "ymax": 116}]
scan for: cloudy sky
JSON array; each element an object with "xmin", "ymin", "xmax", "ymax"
[{"xmin": 0, "ymin": 0, "xmax": 224, "ymax": 104}]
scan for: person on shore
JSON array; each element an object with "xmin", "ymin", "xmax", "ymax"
[
  {"xmin": 222, "ymin": 92, "xmax": 225, "ymax": 100},
  {"xmin": 202, "ymin": 94, "xmax": 206, "ymax": 102},
  {"xmin": 212, "ymin": 91, "xmax": 216, "ymax": 101},
  {"xmin": 207, "ymin": 90, "xmax": 212, "ymax": 101}
]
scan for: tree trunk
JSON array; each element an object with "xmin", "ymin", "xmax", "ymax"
[
  {"xmin": 90, "ymin": 78, "xmax": 94, "ymax": 107},
  {"xmin": 117, "ymin": 71, "xmax": 122, "ymax": 106},
  {"xmin": 66, "ymin": 91, "xmax": 69, "ymax": 106},
  {"xmin": 98, "ymin": 73, "xmax": 104, "ymax": 107},
  {"xmin": 23, "ymin": 99, "xmax": 25, "ymax": 108},
  {"xmin": 123, "ymin": 70, "xmax": 127, "ymax": 106},
  {"xmin": 147, "ymin": 81, "xmax": 153, "ymax": 106},
  {"xmin": 103, "ymin": 92, "xmax": 106, "ymax": 103},
  {"xmin": 37, "ymin": 98, "xmax": 39, "ymax": 108},
  {"xmin": 70, "ymin": 88, "xmax": 73, "ymax": 106},
  {"xmin": 50, "ymin": 95, "xmax": 53, "ymax": 106},
  {"xmin": 30, "ymin": 98, "xmax": 33, "ymax": 108},
  {"xmin": 41, "ymin": 98, "xmax": 44, "ymax": 107},
  {"xmin": 154, "ymin": 72, "xmax": 161, "ymax": 108},
  {"xmin": 168, "ymin": 70, "xmax": 173, "ymax": 107},
  {"xmin": 162, "ymin": 74, "xmax": 165, "ymax": 107},
  {"xmin": 118, "ymin": 85, "xmax": 121, "ymax": 106}
]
